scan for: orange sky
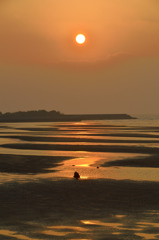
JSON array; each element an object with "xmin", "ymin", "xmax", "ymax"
[{"xmin": 0, "ymin": 0, "xmax": 159, "ymax": 114}]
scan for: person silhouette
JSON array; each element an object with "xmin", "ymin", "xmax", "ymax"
[{"xmin": 73, "ymin": 171, "xmax": 80, "ymax": 179}]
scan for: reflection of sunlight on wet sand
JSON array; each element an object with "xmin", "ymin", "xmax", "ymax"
[
  {"xmin": 135, "ymin": 233, "xmax": 159, "ymax": 239},
  {"xmin": 147, "ymin": 210, "xmax": 159, "ymax": 215},
  {"xmin": 21, "ymin": 211, "xmax": 159, "ymax": 240},
  {"xmin": 0, "ymin": 224, "xmax": 90, "ymax": 240},
  {"xmin": 49, "ymin": 225, "xmax": 88, "ymax": 231},
  {"xmin": 41, "ymin": 229, "xmax": 66, "ymax": 236},
  {"xmin": 0, "ymin": 229, "xmax": 39, "ymax": 240},
  {"xmin": 73, "ymin": 122, "xmax": 88, "ymax": 126},
  {"xmin": 81, "ymin": 214, "xmax": 159, "ymax": 239},
  {"xmin": 48, "ymin": 154, "xmax": 159, "ymax": 182},
  {"xmin": 40, "ymin": 225, "xmax": 90, "ymax": 238},
  {"xmin": 137, "ymin": 222, "xmax": 159, "ymax": 228},
  {"xmin": 1, "ymin": 165, "xmax": 158, "ymax": 183},
  {"xmin": 1, "ymin": 121, "xmax": 159, "ymax": 183},
  {"xmin": 81, "ymin": 220, "xmax": 123, "ymax": 229},
  {"xmin": 136, "ymin": 221, "xmax": 159, "ymax": 238},
  {"xmin": 1, "ymin": 154, "xmax": 159, "ymax": 184},
  {"xmin": 1, "ymin": 211, "xmax": 159, "ymax": 240},
  {"xmin": 80, "ymin": 176, "xmax": 88, "ymax": 179},
  {"xmin": 64, "ymin": 157, "xmax": 100, "ymax": 167},
  {"xmin": 49, "ymin": 226, "xmax": 89, "ymax": 234},
  {"xmin": 66, "ymin": 131, "xmax": 88, "ymax": 135},
  {"xmin": 116, "ymin": 215, "xmax": 125, "ymax": 218},
  {"xmin": 0, "ymin": 173, "xmax": 28, "ymax": 184},
  {"xmin": 112, "ymin": 232, "xmax": 121, "ymax": 235}
]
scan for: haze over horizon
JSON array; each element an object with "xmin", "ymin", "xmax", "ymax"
[{"xmin": 0, "ymin": 0, "xmax": 159, "ymax": 114}]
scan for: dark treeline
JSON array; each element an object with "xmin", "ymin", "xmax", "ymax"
[
  {"xmin": 0, "ymin": 110, "xmax": 136, "ymax": 122},
  {"xmin": 0, "ymin": 110, "xmax": 62, "ymax": 122}
]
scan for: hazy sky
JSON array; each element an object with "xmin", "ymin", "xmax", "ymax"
[{"xmin": 0, "ymin": 0, "xmax": 159, "ymax": 114}]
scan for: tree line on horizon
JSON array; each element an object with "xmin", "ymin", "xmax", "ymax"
[{"xmin": 0, "ymin": 110, "xmax": 63, "ymax": 120}]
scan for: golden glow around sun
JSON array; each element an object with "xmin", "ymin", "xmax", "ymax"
[{"xmin": 76, "ymin": 34, "xmax": 86, "ymax": 44}]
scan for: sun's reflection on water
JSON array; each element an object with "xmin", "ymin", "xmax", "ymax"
[
  {"xmin": 0, "ymin": 211, "xmax": 159, "ymax": 240},
  {"xmin": 135, "ymin": 233, "xmax": 158, "ymax": 239},
  {"xmin": 81, "ymin": 220, "xmax": 123, "ymax": 228},
  {"xmin": 39, "ymin": 224, "xmax": 90, "ymax": 238},
  {"xmin": 80, "ymin": 176, "xmax": 88, "ymax": 179},
  {"xmin": 40, "ymin": 229, "xmax": 66, "ymax": 236},
  {"xmin": 0, "ymin": 229, "xmax": 39, "ymax": 240}
]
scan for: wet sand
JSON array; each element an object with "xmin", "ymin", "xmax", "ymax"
[
  {"xmin": 0, "ymin": 176, "xmax": 159, "ymax": 239},
  {"xmin": 0, "ymin": 122, "xmax": 159, "ymax": 239},
  {"xmin": 103, "ymin": 154, "xmax": 159, "ymax": 168},
  {"xmin": 2, "ymin": 135, "xmax": 159, "ymax": 143},
  {"xmin": 0, "ymin": 152, "xmax": 159, "ymax": 239},
  {"xmin": 3, "ymin": 142, "xmax": 159, "ymax": 155},
  {"xmin": 0, "ymin": 154, "xmax": 71, "ymax": 174}
]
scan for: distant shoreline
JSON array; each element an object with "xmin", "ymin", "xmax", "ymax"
[{"xmin": 0, "ymin": 111, "xmax": 136, "ymax": 123}]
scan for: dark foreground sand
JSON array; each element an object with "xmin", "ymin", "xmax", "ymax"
[
  {"xmin": 0, "ymin": 176, "xmax": 159, "ymax": 239},
  {"xmin": 3, "ymin": 142, "xmax": 159, "ymax": 155},
  {"xmin": 0, "ymin": 154, "xmax": 71, "ymax": 174},
  {"xmin": 0, "ymin": 153, "xmax": 159, "ymax": 239}
]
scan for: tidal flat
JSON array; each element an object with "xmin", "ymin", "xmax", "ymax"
[{"xmin": 0, "ymin": 121, "xmax": 159, "ymax": 239}]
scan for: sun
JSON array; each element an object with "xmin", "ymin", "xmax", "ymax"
[{"xmin": 76, "ymin": 34, "xmax": 86, "ymax": 44}]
